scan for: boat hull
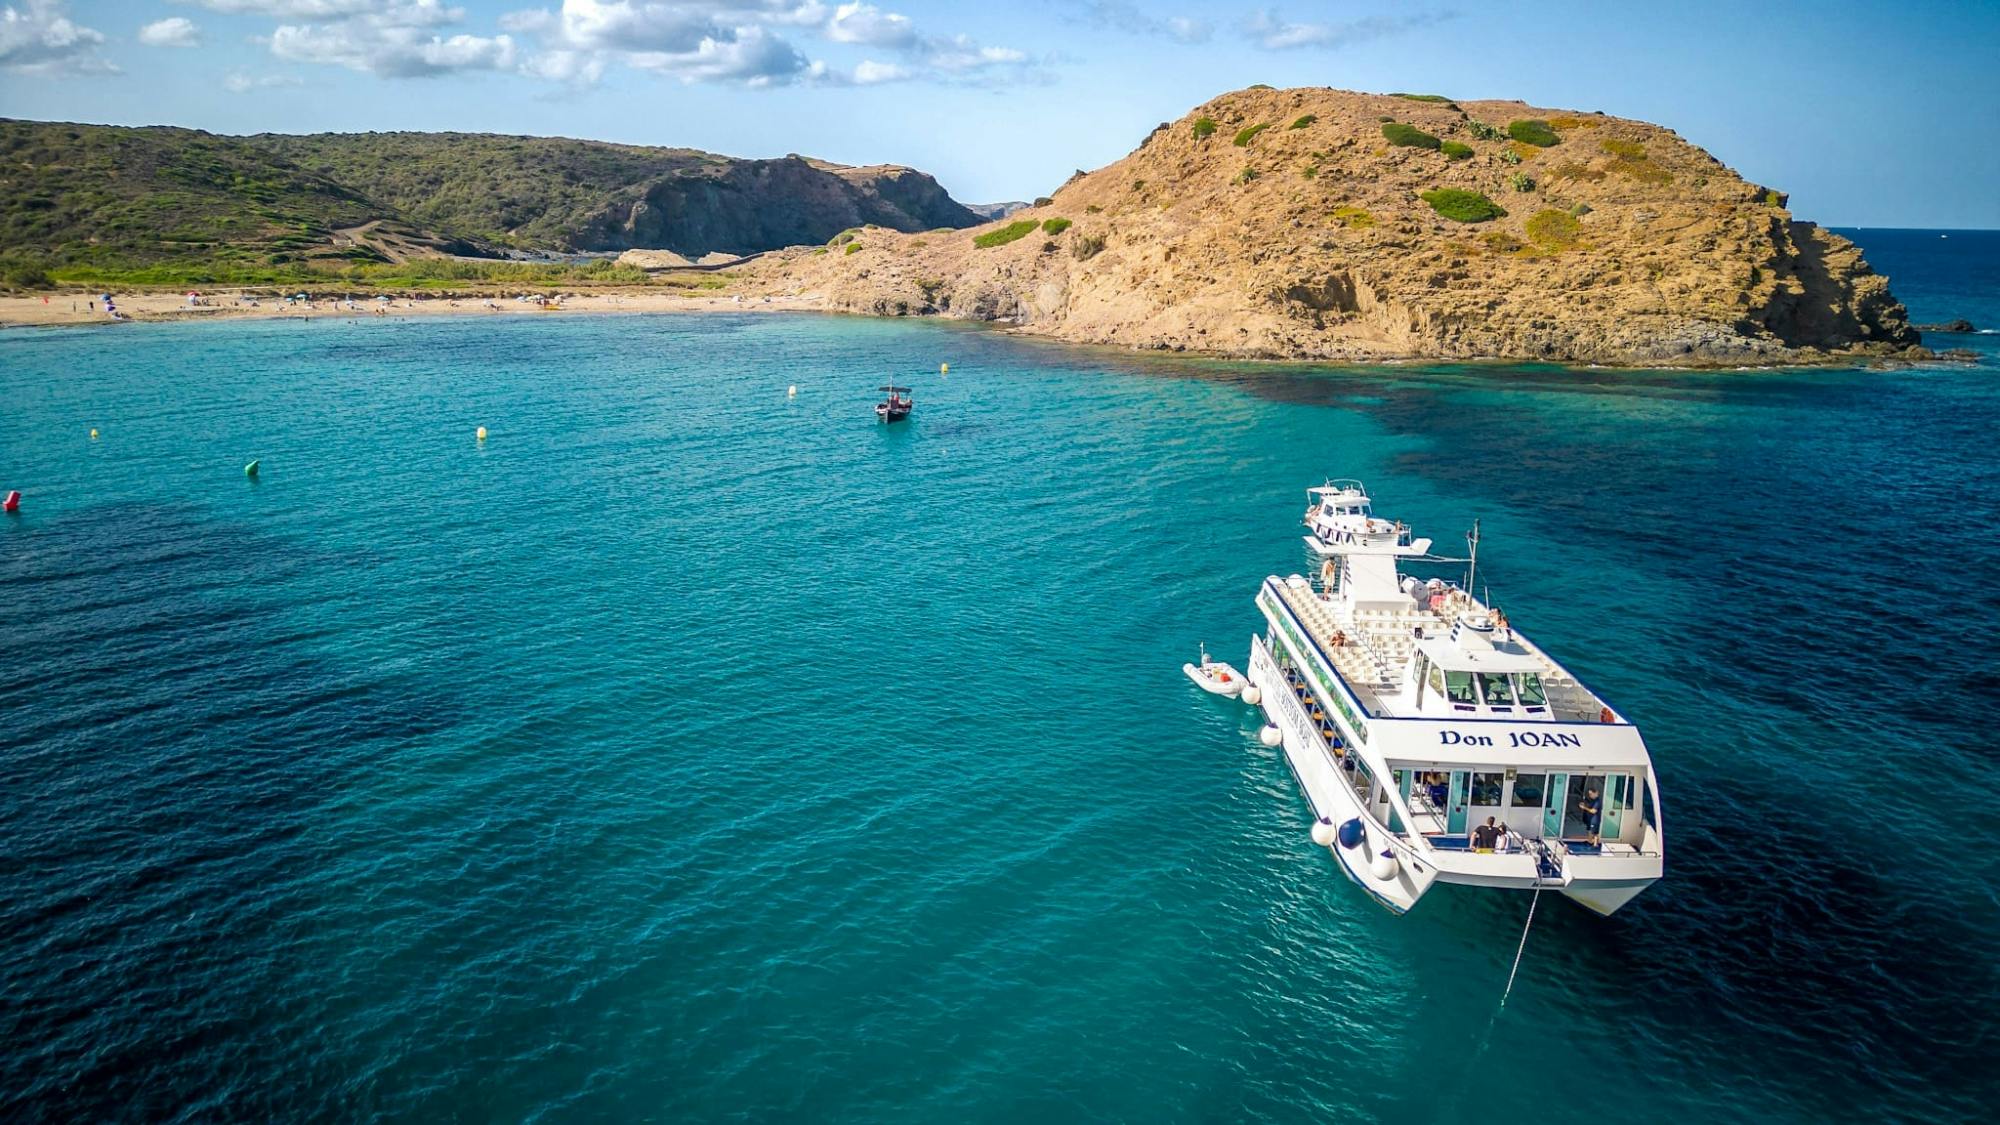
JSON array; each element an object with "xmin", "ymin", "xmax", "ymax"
[{"xmin": 1248, "ymin": 635, "xmax": 1436, "ymax": 913}]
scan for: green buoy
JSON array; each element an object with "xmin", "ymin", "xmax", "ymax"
[{"xmin": 244, "ymin": 459, "xmax": 260, "ymax": 477}]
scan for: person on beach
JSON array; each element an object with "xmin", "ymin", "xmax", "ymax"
[{"xmin": 1578, "ymin": 787, "xmax": 1602, "ymax": 846}]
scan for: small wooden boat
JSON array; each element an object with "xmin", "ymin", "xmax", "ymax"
[
  {"xmin": 876, "ymin": 384, "xmax": 913, "ymax": 422},
  {"xmin": 1184, "ymin": 643, "xmax": 1246, "ymax": 696}
]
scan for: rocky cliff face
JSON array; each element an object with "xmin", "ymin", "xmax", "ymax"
[
  {"xmin": 574, "ymin": 156, "xmax": 979, "ymax": 257},
  {"xmin": 740, "ymin": 87, "xmax": 1920, "ymax": 366}
]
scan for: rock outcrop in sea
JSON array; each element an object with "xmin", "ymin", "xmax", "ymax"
[{"xmin": 742, "ymin": 87, "xmax": 1922, "ymax": 366}]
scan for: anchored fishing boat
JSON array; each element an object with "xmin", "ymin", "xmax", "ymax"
[
  {"xmin": 875, "ymin": 384, "xmax": 913, "ymax": 422},
  {"xmin": 1246, "ymin": 481, "xmax": 1664, "ymax": 915}
]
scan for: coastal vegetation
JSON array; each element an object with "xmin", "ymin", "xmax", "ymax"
[
  {"xmin": 1041, "ymin": 218, "xmax": 1072, "ymax": 235},
  {"xmin": 0, "ymin": 119, "xmax": 981, "ymax": 281},
  {"xmin": 1525, "ymin": 208, "xmax": 1583, "ymax": 248},
  {"xmin": 1192, "ymin": 117, "xmax": 1218, "ymax": 139},
  {"xmin": 1509, "ymin": 172, "xmax": 1536, "ymax": 192},
  {"xmin": 1420, "ymin": 189, "xmax": 1506, "ymax": 222},
  {"xmin": 1507, "ymin": 120, "xmax": 1562, "ymax": 147},
  {"xmin": 1381, "ymin": 123, "xmax": 1442, "ymax": 150},
  {"xmin": 1072, "ymin": 233, "xmax": 1105, "ymax": 260},
  {"xmin": 38, "ymin": 256, "xmax": 660, "ymax": 290},
  {"xmin": 1440, "ymin": 141, "xmax": 1473, "ymax": 161},
  {"xmin": 1467, "ymin": 121, "xmax": 1505, "ymax": 142},
  {"xmin": 1331, "ymin": 205, "xmax": 1375, "ymax": 229},
  {"xmin": 1233, "ymin": 123, "xmax": 1272, "ymax": 146},
  {"xmin": 1392, "ymin": 93, "xmax": 1455, "ymax": 104},
  {"xmin": 1290, "ymin": 115, "xmax": 1317, "ymax": 130},
  {"xmin": 972, "ymin": 219, "xmax": 1040, "ymax": 248}
]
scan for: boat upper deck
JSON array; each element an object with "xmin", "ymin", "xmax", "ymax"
[{"xmin": 1265, "ymin": 575, "xmax": 1611, "ymax": 724}]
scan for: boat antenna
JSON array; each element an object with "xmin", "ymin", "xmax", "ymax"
[{"xmin": 1465, "ymin": 519, "xmax": 1481, "ymax": 595}]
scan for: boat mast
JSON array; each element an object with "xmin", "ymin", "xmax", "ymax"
[{"xmin": 1465, "ymin": 519, "xmax": 1481, "ymax": 598}]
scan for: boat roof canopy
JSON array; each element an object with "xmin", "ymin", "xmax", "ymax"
[{"xmin": 1417, "ymin": 637, "xmax": 1546, "ymax": 674}]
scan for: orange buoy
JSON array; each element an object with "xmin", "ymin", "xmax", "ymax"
[{"xmin": 3, "ymin": 490, "xmax": 19, "ymax": 513}]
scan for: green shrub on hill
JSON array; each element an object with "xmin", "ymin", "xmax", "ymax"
[
  {"xmin": 1332, "ymin": 206, "xmax": 1375, "ymax": 229},
  {"xmin": 1509, "ymin": 171, "xmax": 1535, "ymax": 192},
  {"xmin": 1041, "ymin": 217, "xmax": 1071, "ymax": 234},
  {"xmin": 0, "ymin": 254, "xmax": 55, "ymax": 289},
  {"xmin": 1420, "ymin": 189, "xmax": 1506, "ymax": 222},
  {"xmin": 1440, "ymin": 141, "xmax": 1473, "ymax": 161},
  {"xmin": 1289, "ymin": 115, "xmax": 1317, "ymax": 130},
  {"xmin": 1466, "ymin": 121, "xmax": 1505, "ymax": 141},
  {"xmin": 1393, "ymin": 93, "xmax": 1455, "ymax": 104},
  {"xmin": 1507, "ymin": 120, "xmax": 1561, "ymax": 147},
  {"xmin": 1234, "ymin": 123, "xmax": 1272, "ymax": 146},
  {"xmin": 845, "ymin": 242, "xmax": 862, "ymax": 254},
  {"xmin": 1525, "ymin": 208, "xmax": 1582, "ymax": 247},
  {"xmin": 1192, "ymin": 117, "xmax": 1218, "ymax": 139},
  {"xmin": 973, "ymin": 219, "xmax": 1040, "ymax": 248},
  {"xmin": 1381, "ymin": 123, "xmax": 1442, "ymax": 150}
]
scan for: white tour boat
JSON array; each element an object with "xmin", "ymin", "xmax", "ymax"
[{"xmin": 1246, "ymin": 480, "xmax": 1664, "ymax": 916}]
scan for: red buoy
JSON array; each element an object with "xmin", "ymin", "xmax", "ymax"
[{"xmin": 2, "ymin": 490, "xmax": 18, "ymax": 513}]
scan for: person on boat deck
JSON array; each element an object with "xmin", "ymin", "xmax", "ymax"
[
  {"xmin": 1578, "ymin": 787, "xmax": 1602, "ymax": 847},
  {"xmin": 1472, "ymin": 817, "xmax": 1503, "ymax": 851}
]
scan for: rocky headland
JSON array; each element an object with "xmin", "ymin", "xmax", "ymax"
[{"xmin": 739, "ymin": 86, "xmax": 1924, "ymax": 366}]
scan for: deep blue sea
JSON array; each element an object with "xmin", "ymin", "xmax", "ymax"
[{"xmin": 3, "ymin": 230, "xmax": 1997, "ymax": 1123}]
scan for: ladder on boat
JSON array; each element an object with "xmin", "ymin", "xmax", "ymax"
[{"xmin": 1521, "ymin": 835, "xmax": 1569, "ymax": 887}]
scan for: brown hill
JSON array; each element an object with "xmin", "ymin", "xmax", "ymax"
[{"xmin": 740, "ymin": 87, "xmax": 1922, "ymax": 366}]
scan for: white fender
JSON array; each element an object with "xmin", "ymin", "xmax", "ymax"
[
  {"xmin": 1259, "ymin": 724, "xmax": 1282, "ymax": 747},
  {"xmin": 1310, "ymin": 819, "xmax": 1336, "ymax": 847},
  {"xmin": 1369, "ymin": 848, "xmax": 1399, "ymax": 881}
]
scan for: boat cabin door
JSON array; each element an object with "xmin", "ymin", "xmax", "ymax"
[{"xmin": 1563, "ymin": 773, "xmax": 1608, "ymax": 841}]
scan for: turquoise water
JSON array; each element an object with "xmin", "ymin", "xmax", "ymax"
[{"xmin": 4, "ymin": 243, "xmax": 1998, "ymax": 1121}]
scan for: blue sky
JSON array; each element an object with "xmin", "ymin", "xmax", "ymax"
[{"xmin": 3, "ymin": 0, "xmax": 1997, "ymax": 227}]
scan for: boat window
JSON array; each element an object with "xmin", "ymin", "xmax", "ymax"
[
  {"xmin": 1478, "ymin": 673, "xmax": 1515, "ymax": 707},
  {"xmin": 1515, "ymin": 673, "xmax": 1547, "ymax": 707},
  {"xmin": 1444, "ymin": 670, "xmax": 1476, "ymax": 706},
  {"xmin": 1509, "ymin": 773, "xmax": 1546, "ymax": 807},
  {"xmin": 1470, "ymin": 772, "xmax": 1504, "ymax": 806}
]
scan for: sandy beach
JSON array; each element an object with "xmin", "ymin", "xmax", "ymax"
[{"xmin": 0, "ymin": 289, "xmax": 824, "ymax": 328}]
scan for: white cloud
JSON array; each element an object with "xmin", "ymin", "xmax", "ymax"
[
  {"xmin": 0, "ymin": 0, "xmax": 113, "ymax": 73},
  {"xmin": 172, "ymin": 0, "xmax": 1037, "ymax": 88},
  {"xmin": 183, "ymin": 0, "xmax": 382, "ymax": 17},
  {"xmin": 270, "ymin": 21, "xmax": 517, "ymax": 76},
  {"xmin": 223, "ymin": 69, "xmax": 302, "ymax": 90},
  {"xmin": 1066, "ymin": 0, "xmax": 1208, "ymax": 44},
  {"xmin": 623, "ymin": 23, "xmax": 807, "ymax": 84},
  {"xmin": 825, "ymin": 1, "xmax": 911, "ymax": 47},
  {"xmin": 850, "ymin": 57, "xmax": 902, "ymax": 83},
  {"xmin": 140, "ymin": 16, "xmax": 202, "ymax": 46},
  {"xmin": 1242, "ymin": 8, "xmax": 1454, "ymax": 51}
]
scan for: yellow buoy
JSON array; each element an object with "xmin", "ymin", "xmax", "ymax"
[
  {"xmin": 476, "ymin": 426, "xmax": 488, "ymax": 441},
  {"xmin": 89, "ymin": 428, "xmax": 99, "ymax": 440},
  {"xmin": 940, "ymin": 362, "xmax": 949, "ymax": 375}
]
